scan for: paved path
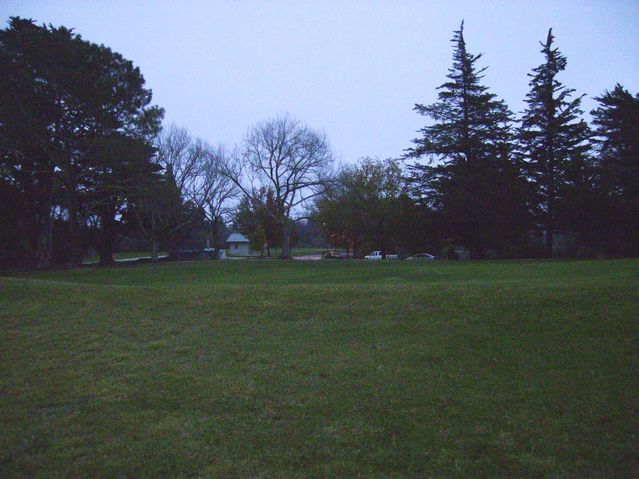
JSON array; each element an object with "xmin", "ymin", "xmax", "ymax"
[
  {"xmin": 83, "ymin": 254, "xmax": 168, "ymax": 265},
  {"xmin": 85, "ymin": 254, "xmax": 324, "ymax": 264},
  {"xmin": 116, "ymin": 254, "xmax": 169, "ymax": 262},
  {"xmin": 293, "ymin": 254, "xmax": 322, "ymax": 261}
]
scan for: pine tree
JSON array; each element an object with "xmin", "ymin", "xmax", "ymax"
[
  {"xmin": 519, "ymin": 29, "xmax": 590, "ymax": 257},
  {"xmin": 590, "ymin": 84, "xmax": 639, "ymax": 255},
  {"xmin": 130, "ymin": 163, "xmax": 189, "ymax": 260},
  {"xmin": 407, "ymin": 22, "xmax": 528, "ymax": 258}
]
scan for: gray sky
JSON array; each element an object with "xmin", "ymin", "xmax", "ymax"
[{"xmin": 3, "ymin": 1, "xmax": 638, "ymax": 163}]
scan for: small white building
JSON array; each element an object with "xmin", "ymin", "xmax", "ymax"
[{"xmin": 226, "ymin": 232, "xmax": 251, "ymax": 256}]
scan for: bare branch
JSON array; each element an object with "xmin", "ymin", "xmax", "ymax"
[{"xmin": 219, "ymin": 113, "xmax": 335, "ymax": 257}]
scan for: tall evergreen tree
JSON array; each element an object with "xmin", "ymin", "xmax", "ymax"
[
  {"xmin": 407, "ymin": 22, "xmax": 529, "ymax": 258},
  {"xmin": 590, "ymin": 84, "xmax": 639, "ymax": 255},
  {"xmin": 519, "ymin": 29, "xmax": 590, "ymax": 257}
]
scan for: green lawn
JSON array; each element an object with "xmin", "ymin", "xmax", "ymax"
[{"xmin": 1, "ymin": 259, "xmax": 637, "ymax": 477}]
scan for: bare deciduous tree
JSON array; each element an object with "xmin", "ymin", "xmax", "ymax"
[
  {"xmin": 156, "ymin": 124, "xmax": 202, "ymax": 195},
  {"xmin": 149, "ymin": 125, "xmax": 238, "ymax": 250},
  {"xmin": 188, "ymin": 145, "xmax": 238, "ymax": 247},
  {"xmin": 221, "ymin": 114, "xmax": 334, "ymax": 258},
  {"xmin": 130, "ymin": 125, "xmax": 200, "ymax": 260}
]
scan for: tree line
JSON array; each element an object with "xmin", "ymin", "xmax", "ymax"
[
  {"xmin": 317, "ymin": 23, "xmax": 638, "ymax": 259},
  {"xmin": 1, "ymin": 18, "xmax": 637, "ymax": 268},
  {"xmin": 0, "ymin": 18, "xmax": 230, "ymax": 267}
]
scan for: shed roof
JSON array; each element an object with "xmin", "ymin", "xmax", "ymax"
[{"xmin": 227, "ymin": 232, "xmax": 250, "ymax": 243}]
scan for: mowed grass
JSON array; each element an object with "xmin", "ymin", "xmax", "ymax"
[{"xmin": 1, "ymin": 260, "xmax": 637, "ymax": 477}]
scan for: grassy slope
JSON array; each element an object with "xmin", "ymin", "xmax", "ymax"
[{"xmin": 1, "ymin": 260, "xmax": 637, "ymax": 477}]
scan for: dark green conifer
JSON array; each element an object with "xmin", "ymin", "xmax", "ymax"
[
  {"xmin": 590, "ymin": 84, "xmax": 639, "ymax": 255},
  {"xmin": 519, "ymin": 29, "xmax": 590, "ymax": 257},
  {"xmin": 407, "ymin": 22, "xmax": 528, "ymax": 258}
]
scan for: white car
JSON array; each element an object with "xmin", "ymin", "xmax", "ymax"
[
  {"xmin": 364, "ymin": 251, "xmax": 399, "ymax": 260},
  {"xmin": 405, "ymin": 253, "xmax": 436, "ymax": 261}
]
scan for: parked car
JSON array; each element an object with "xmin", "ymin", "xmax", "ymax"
[
  {"xmin": 405, "ymin": 253, "xmax": 436, "ymax": 261},
  {"xmin": 322, "ymin": 251, "xmax": 345, "ymax": 259},
  {"xmin": 203, "ymin": 247, "xmax": 225, "ymax": 259},
  {"xmin": 364, "ymin": 251, "xmax": 399, "ymax": 260}
]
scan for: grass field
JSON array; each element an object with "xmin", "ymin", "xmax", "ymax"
[{"xmin": 1, "ymin": 259, "xmax": 637, "ymax": 477}]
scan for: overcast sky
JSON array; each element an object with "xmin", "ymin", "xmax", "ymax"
[{"xmin": 3, "ymin": 1, "xmax": 638, "ymax": 163}]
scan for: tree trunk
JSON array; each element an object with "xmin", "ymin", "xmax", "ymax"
[
  {"xmin": 98, "ymin": 241, "xmax": 115, "ymax": 266},
  {"xmin": 545, "ymin": 227, "xmax": 554, "ymax": 258},
  {"xmin": 545, "ymin": 196, "xmax": 554, "ymax": 258},
  {"xmin": 151, "ymin": 239, "xmax": 159, "ymax": 261},
  {"xmin": 97, "ymin": 204, "xmax": 118, "ymax": 266},
  {"xmin": 280, "ymin": 222, "xmax": 291, "ymax": 259},
  {"xmin": 36, "ymin": 192, "xmax": 55, "ymax": 269},
  {"xmin": 211, "ymin": 217, "xmax": 219, "ymax": 248},
  {"xmin": 65, "ymin": 197, "xmax": 84, "ymax": 268},
  {"xmin": 97, "ymin": 221, "xmax": 116, "ymax": 266},
  {"xmin": 34, "ymin": 229, "xmax": 48, "ymax": 269}
]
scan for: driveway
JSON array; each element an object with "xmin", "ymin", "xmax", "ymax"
[{"xmin": 293, "ymin": 254, "xmax": 322, "ymax": 261}]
